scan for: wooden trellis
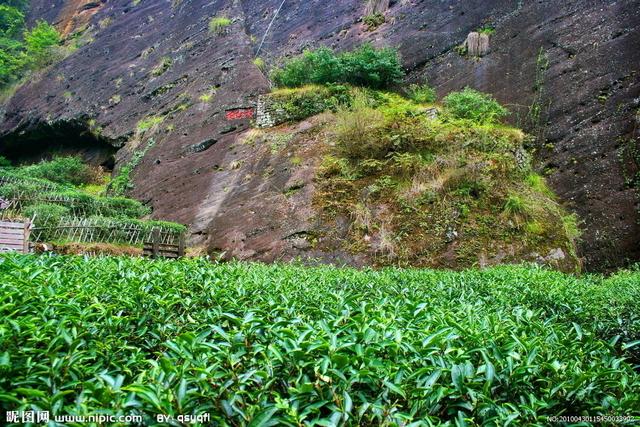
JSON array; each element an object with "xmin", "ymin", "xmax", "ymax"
[
  {"xmin": 0, "ymin": 174, "xmax": 61, "ymax": 192},
  {"xmin": 143, "ymin": 228, "xmax": 186, "ymax": 259},
  {"xmin": 0, "ymin": 191, "xmax": 106, "ymax": 217},
  {"xmin": 30, "ymin": 217, "xmax": 184, "ymax": 247}
]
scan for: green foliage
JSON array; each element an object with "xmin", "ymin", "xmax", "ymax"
[
  {"xmin": 562, "ymin": 213, "xmax": 581, "ymax": 243},
  {"xmin": 406, "ymin": 83, "xmax": 437, "ymax": 103},
  {"xmin": 22, "ymin": 203, "xmax": 70, "ymax": 226},
  {"xmin": 443, "ymin": 87, "xmax": 508, "ymax": 124},
  {"xmin": 18, "ymin": 156, "xmax": 98, "ymax": 186},
  {"xmin": 526, "ymin": 172, "xmax": 553, "ymax": 197},
  {"xmin": 477, "ymin": 25, "xmax": 495, "ymax": 35},
  {"xmin": 503, "ymin": 193, "xmax": 526, "ymax": 216},
  {"xmin": 208, "ymin": 16, "xmax": 231, "ymax": 34},
  {"xmin": 81, "ymin": 215, "xmax": 186, "ymax": 236},
  {"xmin": 151, "ymin": 56, "xmax": 172, "ymax": 77},
  {"xmin": 316, "ymin": 88, "xmax": 577, "ymax": 268},
  {"xmin": 28, "ymin": 215, "xmax": 185, "ymax": 245},
  {"xmin": 23, "ymin": 20, "xmax": 61, "ymax": 67},
  {"xmin": 0, "ymin": 4, "xmax": 25, "ymax": 86},
  {"xmin": 363, "ymin": 12, "xmax": 385, "ymax": 30},
  {"xmin": 136, "ymin": 116, "xmax": 164, "ymax": 133},
  {"xmin": 0, "ymin": 155, "xmax": 11, "ymax": 167},
  {"xmin": 271, "ymin": 44, "xmax": 404, "ymax": 89},
  {"xmin": 109, "ymin": 139, "xmax": 156, "ymax": 196},
  {"xmin": 268, "ymin": 84, "xmax": 351, "ymax": 123},
  {"xmin": 0, "ymin": 4, "xmax": 25, "ymax": 38},
  {"xmin": 252, "ymin": 57, "xmax": 265, "ymax": 71},
  {"xmin": 1, "ymin": 159, "xmax": 184, "ymax": 247},
  {"xmin": 0, "ymin": 172, "xmax": 151, "ymax": 219},
  {"xmin": 0, "ymin": 254, "xmax": 639, "ymax": 424},
  {"xmin": 333, "ymin": 92, "xmax": 387, "ymax": 160},
  {"xmin": 0, "ymin": 10, "xmax": 61, "ymax": 89}
]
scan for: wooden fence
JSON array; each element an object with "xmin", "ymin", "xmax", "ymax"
[
  {"xmin": 143, "ymin": 229, "xmax": 186, "ymax": 259},
  {"xmin": 0, "ymin": 220, "xmax": 30, "ymax": 254},
  {"xmin": 0, "ymin": 191, "xmax": 105, "ymax": 217},
  {"xmin": 0, "ymin": 174, "xmax": 61, "ymax": 192},
  {"xmin": 30, "ymin": 217, "xmax": 184, "ymax": 247}
]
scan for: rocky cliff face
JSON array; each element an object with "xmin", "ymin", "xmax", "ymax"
[{"xmin": 1, "ymin": 0, "xmax": 638, "ymax": 270}]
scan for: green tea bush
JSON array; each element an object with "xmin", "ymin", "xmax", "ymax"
[
  {"xmin": 84, "ymin": 215, "xmax": 187, "ymax": 235},
  {"xmin": 271, "ymin": 44, "xmax": 404, "ymax": 89},
  {"xmin": 0, "ymin": 180, "xmax": 150, "ymax": 219},
  {"xmin": 22, "ymin": 202, "xmax": 69, "ymax": 227},
  {"xmin": 443, "ymin": 87, "xmax": 508, "ymax": 124},
  {"xmin": 1, "ymin": 160, "xmax": 152, "ymax": 221},
  {"xmin": 99, "ymin": 196, "xmax": 151, "ymax": 218},
  {"xmin": 19, "ymin": 156, "xmax": 97, "ymax": 186},
  {"xmin": 1, "ymin": 255, "xmax": 638, "ymax": 425},
  {"xmin": 0, "ymin": 180, "xmax": 42, "ymax": 198}
]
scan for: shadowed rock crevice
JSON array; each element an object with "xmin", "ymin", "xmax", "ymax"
[{"xmin": 0, "ymin": 120, "xmax": 120, "ymax": 169}]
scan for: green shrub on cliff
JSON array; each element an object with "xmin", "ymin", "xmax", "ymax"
[
  {"xmin": 272, "ymin": 44, "xmax": 404, "ymax": 89},
  {"xmin": 363, "ymin": 12, "xmax": 385, "ymax": 30},
  {"xmin": 208, "ymin": 16, "xmax": 231, "ymax": 35},
  {"xmin": 268, "ymin": 84, "xmax": 351, "ymax": 122},
  {"xmin": 315, "ymin": 88, "xmax": 578, "ymax": 270},
  {"xmin": 406, "ymin": 83, "xmax": 437, "ymax": 103},
  {"xmin": 443, "ymin": 87, "xmax": 508, "ymax": 124},
  {"xmin": 23, "ymin": 20, "xmax": 60, "ymax": 62}
]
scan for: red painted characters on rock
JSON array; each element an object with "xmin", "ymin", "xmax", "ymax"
[{"xmin": 226, "ymin": 108, "xmax": 255, "ymax": 120}]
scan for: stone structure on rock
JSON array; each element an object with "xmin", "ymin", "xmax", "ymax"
[
  {"xmin": 465, "ymin": 32, "xmax": 490, "ymax": 57},
  {"xmin": 364, "ymin": 0, "xmax": 390, "ymax": 16},
  {"xmin": 255, "ymin": 96, "xmax": 280, "ymax": 128}
]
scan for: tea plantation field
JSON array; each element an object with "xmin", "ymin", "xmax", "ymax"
[{"xmin": 1, "ymin": 254, "xmax": 639, "ymax": 426}]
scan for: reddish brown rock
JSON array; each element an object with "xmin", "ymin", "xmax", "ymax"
[{"xmin": 1, "ymin": 0, "xmax": 638, "ymax": 270}]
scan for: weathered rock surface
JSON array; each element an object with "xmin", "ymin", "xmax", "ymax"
[{"xmin": 1, "ymin": 0, "xmax": 638, "ymax": 270}]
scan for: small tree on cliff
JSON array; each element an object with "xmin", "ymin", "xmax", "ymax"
[
  {"xmin": 23, "ymin": 20, "xmax": 61, "ymax": 67},
  {"xmin": 272, "ymin": 44, "xmax": 404, "ymax": 89}
]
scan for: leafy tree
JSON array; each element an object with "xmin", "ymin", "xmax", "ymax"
[
  {"xmin": 2, "ymin": 0, "xmax": 29, "ymax": 10},
  {"xmin": 24, "ymin": 20, "xmax": 60, "ymax": 66},
  {"xmin": 0, "ymin": 38, "xmax": 24, "ymax": 85},
  {"xmin": 0, "ymin": 4, "xmax": 25, "ymax": 38},
  {"xmin": 0, "ymin": 4, "xmax": 25, "ymax": 85},
  {"xmin": 340, "ymin": 44, "xmax": 404, "ymax": 89},
  {"xmin": 0, "ymin": 6, "xmax": 62, "ymax": 89}
]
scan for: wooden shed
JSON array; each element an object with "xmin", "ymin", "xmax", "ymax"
[{"xmin": 0, "ymin": 220, "xmax": 31, "ymax": 254}]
